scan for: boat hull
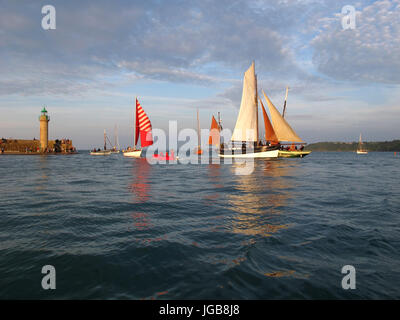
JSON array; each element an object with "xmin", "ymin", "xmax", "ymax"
[
  {"xmin": 218, "ymin": 149, "xmax": 279, "ymax": 158},
  {"xmin": 357, "ymin": 150, "xmax": 368, "ymax": 154},
  {"xmin": 123, "ymin": 150, "xmax": 142, "ymax": 158},
  {"xmin": 90, "ymin": 151, "xmax": 111, "ymax": 156},
  {"xmin": 278, "ymin": 150, "xmax": 311, "ymax": 158}
]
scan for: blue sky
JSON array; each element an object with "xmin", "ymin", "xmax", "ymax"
[{"xmin": 0, "ymin": 0, "xmax": 399, "ymax": 148}]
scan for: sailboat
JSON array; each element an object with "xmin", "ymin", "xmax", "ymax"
[
  {"xmin": 111, "ymin": 124, "xmax": 120, "ymax": 153},
  {"xmin": 357, "ymin": 133, "xmax": 368, "ymax": 154},
  {"xmin": 194, "ymin": 108, "xmax": 203, "ymax": 155},
  {"xmin": 262, "ymin": 90, "xmax": 311, "ymax": 158},
  {"xmin": 123, "ymin": 98, "xmax": 153, "ymax": 158},
  {"xmin": 90, "ymin": 129, "xmax": 112, "ymax": 155},
  {"xmin": 208, "ymin": 115, "xmax": 221, "ymax": 148},
  {"xmin": 219, "ymin": 62, "xmax": 279, "ymax": 158}
]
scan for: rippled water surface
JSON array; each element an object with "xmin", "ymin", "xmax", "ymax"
[{"xmin": 0, "ymin": 152, "xmax": 399, "ymax": 299}]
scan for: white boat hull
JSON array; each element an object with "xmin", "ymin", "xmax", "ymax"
[
  {"xmin": 123, "ymin": 150, "xmax": 142, "ymax": 158},
  {"xmin": 90, "ymin": 151, "xmax": 111, "ymax": 156},
  {"xmin": 218, "ymin": 149, "xmax": 279, "ymax": 158},
  {"xmin": 357, "ymin": 150, "xmax": 368, "ymax": 154}
]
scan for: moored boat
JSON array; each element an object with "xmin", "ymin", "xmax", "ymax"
[
  {"xmin": 356, "ymin": 133, "xmax": 368, "ymax": 154},
  {"xmin": 90, "ymin": 129, "xmax": 112, "ymax": 156}
]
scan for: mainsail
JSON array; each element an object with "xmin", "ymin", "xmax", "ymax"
[
  {"xmin": 259, "ymin": 99, "xmax": 279, "ymax": 145},
  {"xmin": 231, "ymin": 62, "xmax": 258, "ymax": 142},
  {"xmin": 262, "ymin": 90, "xmax": 303, "ymax": 143},
  {"xmin": 135, "ymin": 98, "xmax": 153, "ymax": 148},
  {"xmin": 209, "ymin": 115, "xmax": 220, "ymax": 147}
]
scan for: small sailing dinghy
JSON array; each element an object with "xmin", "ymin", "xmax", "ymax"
[
  {"xmin": 357, "ymin": 133, "xmax": 368, "ymax": 154},
  {"xmin": 90, "ymin": 129, "xmax": 112, "ymax": 155},
  {"xmin": 123, "ymin": 98, "xmax": 153, "ymax": 158},
  {"xmin": 262, "ymin": 90, "xmax": 311, "ymax": 158},
  {"xmin": 152, "ymin": 150, "xmax": 177, "ymax": 161},
  {"xmin": 219, "ymin": 62, "xmax": 279, "ymax": 158}
]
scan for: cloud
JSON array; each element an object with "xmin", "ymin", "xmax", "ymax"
[{"xmin": 311, "ymin": 0, "xmax": 400, "ymax": 84}]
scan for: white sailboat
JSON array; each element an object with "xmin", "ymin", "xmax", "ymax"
[
  {"xmin": 123, "ymin": 98, "xmax": 153, "ymax": 158},
  {"xmin": 90, "ymin": 129, "xmax": 112, "ymax": 155},
  {"xmin": 357, "ymin": 133, "xmax": 368, "ymax": 154},
  {"xmin": 219, "ymin": 62, "xmax": 279, "ymax": 158}
]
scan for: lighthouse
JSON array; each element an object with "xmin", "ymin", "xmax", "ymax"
[{"xmin": 39, "ymin": 107, "xmax": 50, "ymax": 152}]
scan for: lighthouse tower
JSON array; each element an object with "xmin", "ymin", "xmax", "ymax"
[{"xmin": 39, "ymin": 107, "xmax": 50, "ymax": 152}]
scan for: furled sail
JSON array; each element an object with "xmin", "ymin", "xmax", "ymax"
[
  {"xmin": 135, "ymin": 98, "xmax": 153, "ymax": 148},
  {"xmin": 209, "ymin": 115, "xmax": 220, "ymax": 146},
  {"xmin": 262, "ymin": 90, "xmax": 303, "ymax": 143},
  {"xmin": 259, "ymin": 99, "xmax": 279, "ymax": 145},
  {"xmin": 231, "ymin": 62, "xmax": 258, "ymax": 142}
]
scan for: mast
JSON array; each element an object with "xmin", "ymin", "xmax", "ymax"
[
  {"xmin": 197, "ymin": 108, "xmax": 201, "ymax": 148},
  {"xmin": 282, "ymin": 86, "xmax": 289, "ymax": 118},
  {"xmin": 104, "ymin": 129, "xmax": 107, "ymax": 150},
  {"xmin": 114, "ymin": 124, "xmax": 119, "ymax": 150},
  {"xmin": 255, "ymin": 71, "xmax": 259, "ymax": 143}
]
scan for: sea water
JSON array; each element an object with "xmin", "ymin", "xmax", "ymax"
[{"xmin": 0, "ymin": 152, "xmax": 399, "ymax": 299}]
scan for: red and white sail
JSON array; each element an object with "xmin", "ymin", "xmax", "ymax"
[{"xmin": 135, "ymin": 98, "xmax": 153, "ymax": 148}]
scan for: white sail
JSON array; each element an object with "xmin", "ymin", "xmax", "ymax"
[
  {"xmin": 231, "ymin": 62, "xmax": 258, "ymax": 142},
  {"xmin": 262, "ymin": 90, "xmax": 303, "ymax": 143}
]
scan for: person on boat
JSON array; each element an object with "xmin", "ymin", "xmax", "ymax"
[{"xmin": 300, "ymin": 145, "xmax": 304, "ymax": 151}]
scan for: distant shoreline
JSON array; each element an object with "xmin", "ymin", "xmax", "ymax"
[{"xmin": 305, "ymin": 140, "xmax": 400, "ymax": 152}]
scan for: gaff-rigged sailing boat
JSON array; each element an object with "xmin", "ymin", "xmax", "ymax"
[
  {"xmin": 357, "ymin": 133, "xmax": 368, "ymax": 154},
  {"xmin": 123, "ymin": 98, "xmax": 153, "ymax": 158},
  {"xmin": 219, "ymin": 62, "xmax": 279, "ymax": 158},
  {"xmin": 90, "ymin": 129, "xmax": 112, "ymax": 155},
  {"xmin": 208, "ymin": 115, "xmax": 221, "ymax": 148},
  {"xmin": 262, "ymin": 90, "xmax": 311, "ymax": 158}
]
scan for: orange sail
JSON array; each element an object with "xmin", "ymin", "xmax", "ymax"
[
  {"xmin": 259, "ymin": 99, "xmax": 279, "ymax": 145},
  {"xmin": 208, "ymin": 115, "xmax": 220, "ymax": 146}
]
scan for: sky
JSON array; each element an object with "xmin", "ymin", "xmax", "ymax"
[{"xmin": 0, "ymin": 0, "xmax": 399, "ymax": 149}]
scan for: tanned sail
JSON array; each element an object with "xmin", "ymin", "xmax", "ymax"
[
  {"xmin": 262, "ymin": 90, "xmax": 303, "ymax": 143},
  {"xmin": 136, "ymin": 98, "xmax": 153, "ymax": 148},
  {"xmin": 231, "ymin": 62, "xmax": 258, "ymax": 142},
  {"xmin": 259, "ymin": 99, "xmax": 279, "ymax": 145},
  {"xmin": 208, "ymin": 115, "xmax": 220, "ymax": 147}
]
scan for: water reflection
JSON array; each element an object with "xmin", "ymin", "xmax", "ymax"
[
  {"xmin": 129, "ymin": 158, "xmax": 151, "ymax": 203},
  {"xmin": 128, "ymin": 158, "xmax": 152, "ymax": 231},
  {"xmin": 35, "ymin": 156, "xmax": 49, "ymax": 192},
  {"xmin": 228, "ymin": 160, "xmax": 300, "ymax": 237},
  {"xmin": 203, "ymin": 163, "xmax": 223, "ymax": 201}
]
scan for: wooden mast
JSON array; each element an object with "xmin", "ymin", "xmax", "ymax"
[{"xmin": 282, "ymin": 86, "xmax": 289, "ymax": 118}]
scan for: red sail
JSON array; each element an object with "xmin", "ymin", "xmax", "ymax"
[
  {"xmin": 135, "ymin": 98, "xmax": 153, "ymax": 148},
  {"xmin": 259, "ymin": 99, "xmax": 279, "ymax": 145},
  {"xmin": 208, "ymin": 115, "xmax": 220, "ymax": 146}
]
